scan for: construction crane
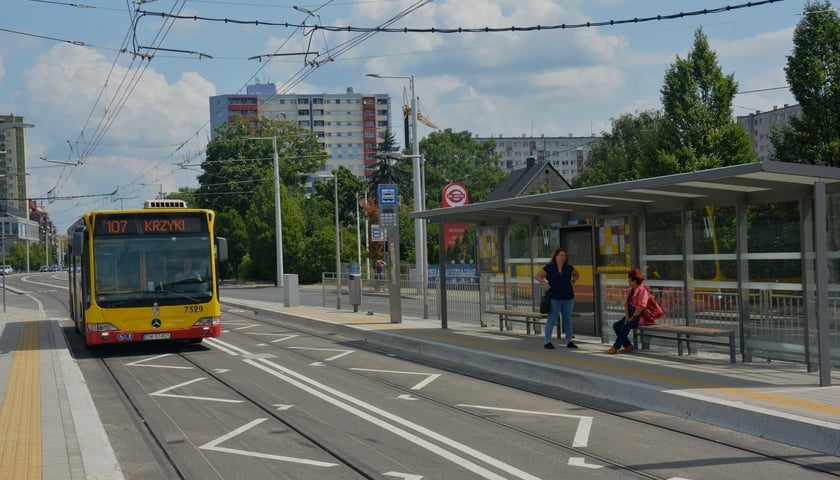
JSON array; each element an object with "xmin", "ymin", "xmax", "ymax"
[{"xmin": 403, "ymin": 87, "xmax": 438, "ymax": 129}]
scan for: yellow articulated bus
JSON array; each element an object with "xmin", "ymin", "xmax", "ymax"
[{"xmin": 67, "ymin": 200, "xmax": 227, "ymax": 347}]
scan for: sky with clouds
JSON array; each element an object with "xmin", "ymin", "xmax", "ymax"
[{"xmin": 2, "ymin": 0, "xmax": 804, "ymax": 231}]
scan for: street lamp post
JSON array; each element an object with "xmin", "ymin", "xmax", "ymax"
[
  {"xmin": 246, "ymin": 136, "xmax": 284, "ymax": 288},
  {"xmin": 317, "ymin": 173, "xmax": 341, "ymax": 309},
  {"xmin": 24, "ymin": 224, "xmax": 28, "ymax": 273},
  {"xmin": 356, "ymin": 191, "xmax": 362, "ymax": 276},
  {"xmin": 334, "ymin": 175, "xmax": 341, "ymax": 310},
  {"xmin": 366, "ymin": 73, "xmax": 428, "ymax": 318},
  {"xmin": 1, "ymin": 227, "xmax": 6, "ymax": 312}
]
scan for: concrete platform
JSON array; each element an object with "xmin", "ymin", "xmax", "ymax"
[
  {"xmin": 2, "ymin": 286, "xmax": 838, "ymax": 479},
  {"xmin": 221, "ymin": 294, "xmax": 840, "ymax": 457}
]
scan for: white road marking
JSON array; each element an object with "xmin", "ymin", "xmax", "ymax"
[
  {"xmin": 568, "ymin": 457, "xmax": 602, "ymax": 469},
  {"xmin": 289, "ymin": 346, "xmax": 355, "ymax": 362},
  {"xmin": 150, "ymin": 377, "xmax": 243, "ymax": 403},
  {"xmin": 397, "ymin": 394, "xmax": 418, "ymax": 401},
  {"xmin": 235, "ymin": 324, "xmax": 260, "ymax": 331},
  {"xmin": 208, "ymin": 337, "xmax": 542, "ymax": 479},
  {"xmin": 125, "ymin": 354, "xmax": 193, "ymax": 369},
  {"xmin": 384, "ymin": 472, "xmax": 423, "ymax": 479},
  {"xmin": 199, "ymin": 418, "xmax": 339, "ymax": 467},
  {"xmin": 350, "ymin": 368, "xmax": 441, "ymax": 390},
  {"xmin": 273, "ymin": 404, "xmax": 294, "ymax": 411},
  {"xmin": 247, "ymin": 357, "xmax": 542, "ymax": 480},
  {"xmin": 208, "ymin": 340, "xmax": 240, "ymax": 356},
  {"xmin": 456, "ymin": 404, "xmax": 593, "ymax": 448},
  {"xmin": 248, "ymin": 333, "xmax": 300, "ymax": 343},
  {"xmin": 214, "ymin": 369, "xmax": 230, "ymax": 373}
]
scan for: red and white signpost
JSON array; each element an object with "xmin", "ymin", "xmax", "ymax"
[{"xmin": 441, "ymin": 183, "xmax": 469, "ymax": 251}]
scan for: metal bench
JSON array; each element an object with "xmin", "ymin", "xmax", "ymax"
[
  {"xmin": 485, "ymin": 309, "xmax": 550, "ymax": 336},
  {"xmin": 633, "ymin": 324, "xmax": 737, "ymax": 363}
]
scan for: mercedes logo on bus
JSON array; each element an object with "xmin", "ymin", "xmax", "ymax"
[{"xmin": 151, "ymin": 318, "xmax": 162, "ymax": 329}]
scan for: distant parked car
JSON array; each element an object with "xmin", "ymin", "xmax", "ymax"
[
  {"xmin": 1, "ymin": 265, "xmax": 13, "ymax": 275},
  {"xmin": 39, "ymin": 265, "xmax": 49, "ymax": 272},
  {"xmin": 49, "ymin": 265, "xmax": 60, "ymax": 272}
]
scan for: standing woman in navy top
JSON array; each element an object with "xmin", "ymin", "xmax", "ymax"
[{"xmin": 535, "ymin": 246, "xmax": 580, "ymax": 349}]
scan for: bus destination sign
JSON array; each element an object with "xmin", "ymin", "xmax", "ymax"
[{"xmin": 94, "ymin": 213, "xmax": 207, "ymax": 236}]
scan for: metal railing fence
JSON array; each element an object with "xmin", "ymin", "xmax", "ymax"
[{"xmin": 320, "ymin": 272, "xmax": 839, "ymax": 366}]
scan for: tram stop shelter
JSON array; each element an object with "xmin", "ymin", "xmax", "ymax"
[{"xmin": 412, "ymin": 161, "xmax": 840, "ymax": 386}]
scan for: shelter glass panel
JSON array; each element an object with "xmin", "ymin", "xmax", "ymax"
[
  {"xmin": 742, "ymin": 200, "xmax": 805, "ymax": 363},
  {"xmin": 691, "ymin": 206, "xmax": 737, "ymax": 282},
  {"xmin": 507, "ymin": 225, "xmax": 533, "ymax": 303},
  {"xmin": 685, "ymin": 206, "xmax": 739, "ymax": 333},
  {"xmin": 645, "ymin": 210, "xmax": 686, "ymax": 322}
]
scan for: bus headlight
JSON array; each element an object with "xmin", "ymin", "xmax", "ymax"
[
  {"xmin": 88, "ymin": 323, "xmax": 118, "ymax": 332},
  {"xmin": 193, "ymin": 316, "xmax": 221, "ymax": 326}
]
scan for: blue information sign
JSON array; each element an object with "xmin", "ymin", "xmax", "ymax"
[{"xmin": 379, "ymin": 185, "xmax": 398, "ymax": 205}]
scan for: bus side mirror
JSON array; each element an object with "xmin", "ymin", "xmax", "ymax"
[{"xmin": 216, "ymin": 237, "xmax": 228, "ymax": 262}]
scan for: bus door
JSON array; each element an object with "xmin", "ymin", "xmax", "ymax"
[{"xmin": 559, "ymin": 225, "xmax": 597, "ymax": 336}]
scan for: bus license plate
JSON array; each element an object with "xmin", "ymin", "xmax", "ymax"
[{"xmin": 143, "ymin": 332, "xmax": 171, "ymax": 341}]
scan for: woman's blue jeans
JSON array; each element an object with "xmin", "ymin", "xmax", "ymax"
[
  {"xmin": 612, "ymin": 316, "xmax": 640, "ymax": 349},
  {"xmin": 545, "ymin": 298, "xmax": 575, "ymax": 344}
]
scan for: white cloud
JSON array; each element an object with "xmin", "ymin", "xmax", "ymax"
[{"xmin": 22, "ymin": 43, "xmax": 215, "ymax": 222}]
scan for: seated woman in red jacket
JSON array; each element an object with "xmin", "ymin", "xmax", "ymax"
[{"xmin": 607, "ymin": 268, "xmax": 654, "ymax": 354}]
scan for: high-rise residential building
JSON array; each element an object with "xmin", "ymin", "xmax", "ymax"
[
  {"xmin": 737, "ymin": 104, "xmax": 801, "ymax": 161},
  {"xmin": 473, "ymin": 134, "xmax": 601, "ymax": 181},
  {"xmin": 0, "ymin": 115, "xmax": 30, "ymax": 218},
  {"xmin": 210, "ymin": 84, "xmax": 391, "ymax": 180}
]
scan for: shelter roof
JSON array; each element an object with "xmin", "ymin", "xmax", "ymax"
[{"xmin": 412, "ymin": 161, "xmax": 840, "ymax": 226}]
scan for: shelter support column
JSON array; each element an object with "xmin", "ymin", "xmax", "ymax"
[{"xmin": 814, "ymin": 182, "xmax": 831, "ymax": 386}]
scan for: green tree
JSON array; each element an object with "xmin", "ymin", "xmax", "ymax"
[
  {"xmin": 772, "ymin": 1, "xmax": 840, "ymax": 165},
  {"xmin": 197, "ymin": 116, "xmax": 327, "ymax": 217},
  {"xmin": 243, "ymin": 178, "xmax": 276, "ymax": 281},
  {"xmin": 312, "ymin": 167, "xmax": 366, "ymax": 229},
  {"xmin": 574, "ymin": 111, "xmax": 666, "ymax": 187},
  {"xmin": 420, "ymin": 129, "xmax": 505, "ymax": 208},
  {"xmin": 279, "ymin": 187, "xmax": 309, "ymax": 281},
  {"xmin": 215, "ymin": 208, "xmax": 248, "ymax": 280},
  {"xmin": 166, "ymin": 187, "xmax": 197, "ymax": 207},
  {"xmin": 367, "ymin": 128, "xmax": 409, "ymax": 198},
  {"xmin": 411, "ymin": 129, "xmax": 504, "ymax": 268},
  {"xmin": 659, "ymin": 27, "xmax": 754, "ymax": 173},
  {"xmin": 577, "ymin": 28, "xmax": 754, "ymax": 188}
]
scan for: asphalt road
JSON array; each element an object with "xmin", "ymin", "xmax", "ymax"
[{"xmin": 13, "ymin": 273, "xmax": 838, "ymax": 480}]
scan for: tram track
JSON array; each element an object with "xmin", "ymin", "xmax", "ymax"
[
  {"xmin": 91, "ymin": 335, "xmax": 382, "ymax": 479},
  {"xmin": 214, "ymin": 305, "xmax": 840, "ymax": 479},
  {"xmin": 27, "ymin": 276, "xmax": 840, "ymax": 479},
  {"xmin": 210, "ymin": 308, "xmax": 676, "ymax": 480}
]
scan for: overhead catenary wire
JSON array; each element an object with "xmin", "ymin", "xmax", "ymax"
[
  {"xmin": 136, "ymin": 0, "xmax": 783, "ymax": 36},
  {"xmin": 26, "ymin": 0, "xmax": 786, "ymax": 228}
]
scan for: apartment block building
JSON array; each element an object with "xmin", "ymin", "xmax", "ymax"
[
  {"xmin": 0, "ymin": 115, "xmax": 30, "ymax": 218},
  {"xmin": 473, "ymin": 134, "xmax": 601, "ymax": 181},
  {"xmin": 210, "ymin": 84, "xmax": 391, "ymax": 180},
  {"xmin": 737, "ymin": 103, "xmax": 801, "ymax": 161}
]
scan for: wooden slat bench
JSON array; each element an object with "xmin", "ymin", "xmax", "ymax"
[
  {"xmin": 485, "ymin": 309, "xmax": 550, "ymax": 336},
  {"xmin": 632, "ymin": 324, "xmax": 737, "ymax": 363}
]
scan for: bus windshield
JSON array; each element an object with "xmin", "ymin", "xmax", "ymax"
[{"xmin": 93, "ymin": 234, "xmax": 213, "ymax": 307}]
